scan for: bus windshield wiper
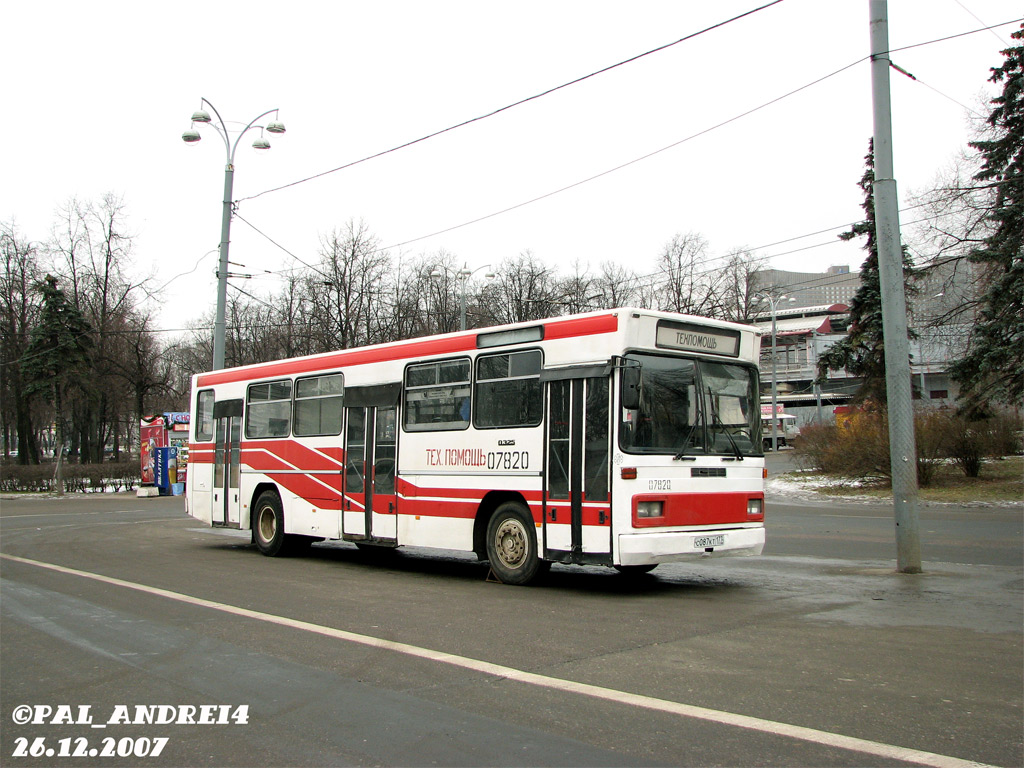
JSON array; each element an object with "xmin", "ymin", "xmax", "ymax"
[
  {"xmin": 707, "ymin": 386, "xmax": 744, "ymax": 460},
  {"xmin": 673, "ymin": 423, "xmax": 700, "ymax": 460}
]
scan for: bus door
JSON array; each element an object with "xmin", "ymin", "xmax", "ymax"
[
  {"xmin": 543, "ymin": 370, "xmax": 612, "ymax": 563},
  {"xmin": 211, "ymin": 399, "xmax": 243, "ymax": 528},
  {"xmin": 342, "ymin": 384, "xmax": 400, "ymax": 543}
]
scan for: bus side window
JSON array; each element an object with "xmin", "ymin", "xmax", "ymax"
[
  {"xmin": 474, "ymin": 350, "xmax": 542, "ymax": 429},
  {"xmin": 195, "ymin": 390, "xmax": 215, "ymax": 442},
  {"xmin": 246, "ymin": 380, "xmax": 293, "ymax": 438},
  {"xmin": 294, "ymin": 373, "xmax": 344, "ymax": 437},
  {"xmin": 403, "ymin": 358, "xmax": 471, "ymax": 432}
]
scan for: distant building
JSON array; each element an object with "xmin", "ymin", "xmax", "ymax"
[
  {"xmin": 754, "ymin": 265, "xmax": 860, "ymax": 308},
  {"xmin": 751, "ymin": 265, "xmax": 961, "ymax": 428},
  {"xmin": 751, "ymin": 303, "xmax": 855, "ymax": 427}
]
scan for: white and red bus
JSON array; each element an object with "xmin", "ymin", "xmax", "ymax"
[{"xmin": 185, "ymin": 308, "xmax": 766, "ymax": 584}]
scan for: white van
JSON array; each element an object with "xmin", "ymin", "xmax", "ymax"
[{"xmin": 761, "ymin": 413, "xmax": 799, "ymax": 450}]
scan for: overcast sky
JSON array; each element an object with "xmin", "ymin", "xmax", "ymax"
[{"xmin": 3, "ymin": 0, "xmax": 1020, "ymax": 332}]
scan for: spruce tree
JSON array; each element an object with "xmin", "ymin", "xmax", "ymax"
[
  {"xmin": 22, "ymin": 275, "xmax": 93, "ymax": 490},
  {"xmin": 816, "ymin": 140, "xmax": 915, "ymax": 404},
  {"xmin": 950, "ymin": 25, "xmax": 1024, "ymax": 413}
]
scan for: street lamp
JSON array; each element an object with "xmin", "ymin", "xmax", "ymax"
[
  {"xmin": 430, "ymin": 263, "xmax": 495, "ymax": 331},
  {"xmin": 182, "ymin": 98, "xmax": 286, "ymax": 370},
  {"xmin": 757, "ymin": 293, "xmax": 796, "ymax": 451}
]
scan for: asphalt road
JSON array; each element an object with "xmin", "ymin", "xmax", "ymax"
[{"xmin": 1, "ymin": 490, "xmax": 1021, "ymax": 768}]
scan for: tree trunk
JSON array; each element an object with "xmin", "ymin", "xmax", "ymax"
[
  {"xmin": 15, "ymin": 399, "xmax": 38, "ymax": 465},
  {"xmin": 54, "ymin": 385, "xmax": 65, "ymax": 496}
]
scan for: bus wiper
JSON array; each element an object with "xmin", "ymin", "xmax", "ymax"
[
  {"xmin": 707, "ymin": 386, "xmax": 744, "ymax": 461},
  {"xmin": 673, "ymin": 423, "xmax": 700, "ymax": 460}
]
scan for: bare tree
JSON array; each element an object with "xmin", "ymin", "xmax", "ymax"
[
  {"xmin": 656, "ymin": 232, "xmax": 718, "ymax": 315},
  {"xmin": 0, "ymin": 221, "xmax": 42, "ymax": 462},
  {"xmin": 378, "ymin": 254, "xmax": 427, "ymax": 342},
  {"xmin": 593, "ymin": 260, "xmax": 642, "ymax": 308},
  {"xmin": 307, "ymin": 220, "xmax": 390, "ymax": 351},
  {"xmin": 46, "ymin": 194, "xmax": 147, "ymax": 462},
  {"xmin": 482, "ymin": 250, "xmax": 561, "ymax": 325},
  {"xmin": 908, "ymin": 152, "xmax": 993, "ymax": 334},
  {"xmin": 556, "ymin": 261, "xmax": 599, "ymax": 314},
  {"xmin": 105, "ymin": 308, "xmax": 177, "ymax": 458},
  {"xmin": 718, "ymin": 249, "xmax": 763, "ymax": 322},
  {"xmin": 416, "ymin": 250, "xmax": 462, "ymax": 335}
]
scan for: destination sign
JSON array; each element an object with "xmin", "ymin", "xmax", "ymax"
[{"xmin": 655, "ymin": 321, "xmax": 741, "ymax": 357}]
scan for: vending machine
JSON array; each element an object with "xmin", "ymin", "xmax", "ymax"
[{"xmin": 140, "ymin": 412, "xmax": 190, "ymax": 492}]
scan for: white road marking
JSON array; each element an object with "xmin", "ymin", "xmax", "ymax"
[
  {"xmin": 819, "ymin": 518, "xmax": 892, "ymax": 524},
  {"xmin": 0, "ymin": 552, "xmax": 993, "ymax": 768},
  {"xmin": 1, "ymin": 510, "xmax": 145, "ymax": 519}
]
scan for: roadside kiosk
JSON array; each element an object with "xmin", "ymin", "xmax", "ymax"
[{"xmin": 139, "ymin": 412, "xmax": 189, "ymax": 496}]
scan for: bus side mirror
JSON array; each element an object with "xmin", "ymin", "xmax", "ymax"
[{"xmin": 621, "ymin": 368, "xmax": 641, "ymax": 410}]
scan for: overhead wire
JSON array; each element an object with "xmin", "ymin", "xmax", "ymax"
[
  {"xmin": 5, "ymin": 202, "xmax": 968, "ymax": 344},
  {"xmin": 375, "ymin": 17, "xmax": 1021, "ymax": 253},
  {"xmin": 26, "ymin": 15, "xmax": 1013, "ymax": 345},
  {"xmin": 235, "ymin": 15, "xmax": 1021, "ymax": 279},
  {"xmin": 236, "ymin": 55, "xmax": 867, "ymax": 281},
  {"xmin": 375, "ymin": 58, "xmax": 866, "ymax": 253},
  {"xmin": 236, "ymin": 0, "xmax": 788, "ymax": 204},
  {"xmin": 953, "ymin": 0, "xmax": 1012, "ymax": 46},
  {"xmin": 606, "ymin": 207, "xmax": 960, "ymax": 299}
]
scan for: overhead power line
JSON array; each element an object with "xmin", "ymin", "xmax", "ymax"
[
  {"xmin": 377, "ymin": 59, "xmax": 866, "ymax": 253},
  {"xmin": 120, "ymin": 14, "xmax": 1021, "ymax": 342},
  {"xmin": 236, "ymin": 54, "xmax": 866, "ymax": 280},
  {"xmin": 240, "ymin": 17, "xmax": 1022, "ymax": 272},
  {"xmin": 236, "ymin": 0, "xmax": 787, "ymax": 204}
]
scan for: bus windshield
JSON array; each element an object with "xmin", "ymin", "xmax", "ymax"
[{"xmin": 619, "ymin": 353, "xmax": 761, "ymax": 457}]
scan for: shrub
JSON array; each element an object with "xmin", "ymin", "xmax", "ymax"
[
  {"xmin": 985, "ymin": 410, "xmax": 1023, "ymax": 457},
  {"xmin": 947, "ymin": 425, "xmax": 984, "ymax": 478},
  {"xmin": 0, "ymin": 461, "xmax": 140, "ymax": 494},
  {"xmin": 793, "ymin": 407, "xmax": 1024, "ymax": 484},
  {"xmin": 915, "ymin": 409, "xmax": 951, "ymax": 487},
  {"xmin": 834, "ymin": 410, "xmax": 892, "ymax": 481},
  {"xmin": 795, "ymin": 414, "xmax": 890, "ymax": 480},
  {"xmin": 944, "ymin": 410, "xmax": 1021, "ymax": 477},
  {"xmin": 792, "ymin": 422, "xmax": 839, "ymax": 472}
]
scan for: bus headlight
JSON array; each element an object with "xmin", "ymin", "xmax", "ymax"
[
  {"xmin": 747, "ymin": 498, "xmax": 763, "ymax": 517},
  {"xmin": 636, "ymin": 501, "xmax": 664, "ymax": 518}
]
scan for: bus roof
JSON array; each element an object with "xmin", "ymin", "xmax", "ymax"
[{"xmin": 194, "ymin": 307, "xmax": 759, "ymax": 388}]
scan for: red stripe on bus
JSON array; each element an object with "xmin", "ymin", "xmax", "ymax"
[
  {"xmin": 242, "ymin": 440, "xmax": 344, "ymax": 472},
  {"xmin": 195, "ymin": 313, "xmax": 620, "ymax": 387},
  {"xmin": 266, "ymin": 472, "xmax": 343, "ymax": 503},
  {"xmin": 319, "ymin": 446, "xmax": 345, "ymax": 462},
  {"xmin": 399, "ymin": 497, "xmax": 479, "ymax": 519},
  {"xmin": 396, "ymin": 477, "xmax": 542, "ymax": 503},
  {"xmin": 544, "ymin": 313, "xmax": 618, "ymax": 340}
]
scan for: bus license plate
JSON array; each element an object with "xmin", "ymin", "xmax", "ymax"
[{"xmin": 694, "ymin": 535, "xmax": 725, "ymax": 548}]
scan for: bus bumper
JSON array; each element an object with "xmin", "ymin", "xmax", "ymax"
[{"xmin": 617, "ymin": 526, "xmax": 765, "ymax": 566}]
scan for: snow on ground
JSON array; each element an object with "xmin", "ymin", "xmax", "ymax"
[{"xmin": 766, "ymin": 471, "xmax": 1023, "ymax": 508}]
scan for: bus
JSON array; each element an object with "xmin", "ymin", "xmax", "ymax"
[{"xmin": 185, "ymin": 308, "xmax": 766, "ymax": 584}]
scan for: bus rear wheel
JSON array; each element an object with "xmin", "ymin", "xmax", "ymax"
[
  {"xmin": 486, "ymin": 501, "xmax": 545, "ymax": 585},
  {"xmin": 253, "ymin": 491, "xmax": 287, "ymax": 556}
]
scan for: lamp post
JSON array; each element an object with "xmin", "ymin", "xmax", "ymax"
[
  {"xmin": 430, "ymin": 263, "xmax": 495, "ymax": 331},
  {"xmin": 758, "ymin": 293, "xmax": 795, "ymax": 451},
  {"xmin": 182, "ymin": 98, "xmax": 286, "ymax": 370}
]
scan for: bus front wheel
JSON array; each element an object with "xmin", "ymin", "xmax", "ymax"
[{"xmin": 486, "ymin": 502, "xmax": 545, "ymax": 585}]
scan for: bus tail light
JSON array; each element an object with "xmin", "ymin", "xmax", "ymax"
[
  {"xmin": 636, "ymin": 501, "xmax": 664, "ymax": 518},
  {"xmin": 621, "ymin": 467, "xmax": 637, "ymax": 480},
  {"xmin": 747, "ymin": 498, "xmax": 763, "ymax": 517}
]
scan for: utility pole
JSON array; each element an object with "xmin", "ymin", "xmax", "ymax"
[{"xmin": 869, "ymin": 0, "xmax": 922, "ymax": 573}]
